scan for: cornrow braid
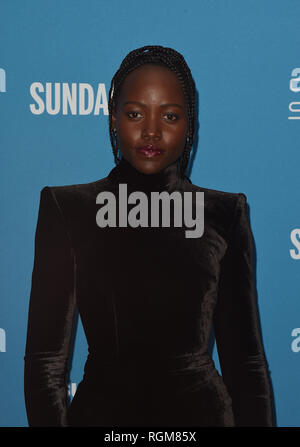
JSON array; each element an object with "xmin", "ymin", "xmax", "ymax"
[{"xmin": 108, "ymin": 45, "xmax": 196, "ymax": 177}]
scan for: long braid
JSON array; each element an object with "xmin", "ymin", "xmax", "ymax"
[{"xmin": 108, "ymin": 45, "xmax": 196, "ymax": 177}]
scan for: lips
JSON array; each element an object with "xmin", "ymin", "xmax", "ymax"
[{"xmin": 136, "ymin": 145, "xmax": 165, "ymax": 158}]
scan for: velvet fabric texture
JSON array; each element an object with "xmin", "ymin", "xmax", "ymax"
[{"xmin": 24, "ymin": 158, "xmax": 275, "ymax": 427}]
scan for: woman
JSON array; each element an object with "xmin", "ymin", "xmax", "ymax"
[{"xmin": 24, "ymin": 45, "xmax": 275, "ymax": 427}]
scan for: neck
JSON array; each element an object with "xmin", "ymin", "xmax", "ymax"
[{"xmin": 107, "ymin": 157, "xmax": 189, "ymax": 192}]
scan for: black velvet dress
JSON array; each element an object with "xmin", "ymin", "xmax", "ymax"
[{"xmin": 24, "ymin": 157, "xmax": 275, "ymax": 427}]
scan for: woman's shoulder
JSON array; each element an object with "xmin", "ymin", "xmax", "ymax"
[
  {"xmin": 186, "ymin": 181, "xmax": 248, "ymax": 236},
  {"xmin": 187, "ymin": 180, "xmax": 246, "ymax": 207},
  {"xmin": 41, "ymin": 176, "xmax": 109, "ymax": 200},
  {"xmin": 38, "ymin": 176, "xmax": 112, "ymax": 218}
]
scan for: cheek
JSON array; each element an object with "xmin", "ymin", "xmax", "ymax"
[
  {"xmin": 164, "ymin": 125, "xmax": 187, "ymax": 147},
  {"xmin": 117, "ymin": 122, "xmax": 140, "ymax": 145}
]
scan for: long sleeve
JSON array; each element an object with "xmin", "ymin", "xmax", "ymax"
[
  {"xmin": 24, "ymin": 186, "xmax": 77, "ymax": 427},
  {"xmin": 213, "ymin": 193, "xmax": 275, "ymax": 426}
]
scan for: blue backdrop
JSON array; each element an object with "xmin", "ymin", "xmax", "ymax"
[{"xmin": 1, "ymin": 0, "xmax": 300, "ymax": 427}]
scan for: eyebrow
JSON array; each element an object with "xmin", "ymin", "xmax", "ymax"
[{"xmin": 123, "ymin": 101, "xmax": 185, "ymax": 110}]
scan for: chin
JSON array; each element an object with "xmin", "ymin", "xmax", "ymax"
[
  {"xmin": 134, "ymin": 162, "xmax": 165, "ymax": 175},
  {"xmin": 126, "ymin": 157, "xmax": 165, "ymax": 175}
]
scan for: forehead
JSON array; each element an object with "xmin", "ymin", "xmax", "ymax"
[{"xmin": 118, "ymin": 64, "xmax": 186, "ymax": 103}]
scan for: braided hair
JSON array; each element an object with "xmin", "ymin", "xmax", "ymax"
[{"xmin": 108, "ymin": 45, "xmax": 196, "ymax": 177}]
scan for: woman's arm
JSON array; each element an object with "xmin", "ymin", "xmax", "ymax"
[
  {"xmin": 24, "ymin": 186, "xmax": 77, "ymax": 427},
  {"xmin": 213, "ymin": 193, "xmax": 275, "ymax": 426}
]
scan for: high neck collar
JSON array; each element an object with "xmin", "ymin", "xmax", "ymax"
[{"xmin": 107, "ymin": 157, "xmax": 189, "ymax": 192}]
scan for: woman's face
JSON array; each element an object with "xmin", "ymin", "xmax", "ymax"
[{"xmin": 111, "ymin": 64, "xmax": 188, "ymax": 175}]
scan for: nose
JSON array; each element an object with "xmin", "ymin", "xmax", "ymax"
[{"xmin": 141, "ymin": 114, "xmax": 162, "ymax": 140}]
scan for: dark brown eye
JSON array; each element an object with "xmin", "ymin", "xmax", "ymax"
[
  {"xmin": 127, "ymin": 111, "xmax": 142, "ymax": 119},
  {"xmin": 164, "ymin": 113, "xmax": 179, "ymax": 122}
]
